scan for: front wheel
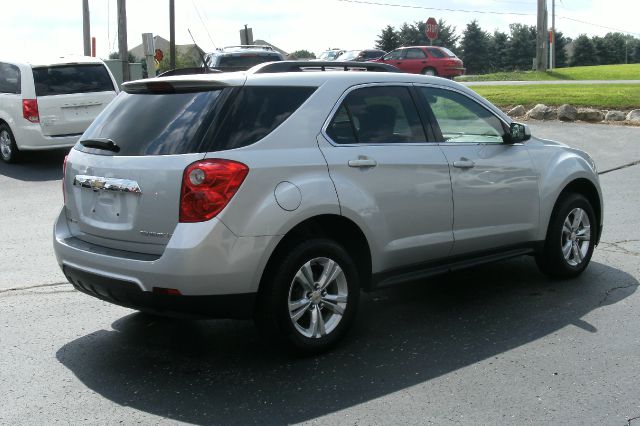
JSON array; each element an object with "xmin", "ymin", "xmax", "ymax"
[
  {"xmin": 536, "ymin": 193, "xmax": 597, "ymax": 279},
  {"xmin": 255, "ymin": 239, "xmax": 360, "ymax": 354}
]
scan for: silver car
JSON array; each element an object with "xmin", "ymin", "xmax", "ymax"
[{"xmin": 53, "ymin": 62, "xmax": 602, "ymax": 353}]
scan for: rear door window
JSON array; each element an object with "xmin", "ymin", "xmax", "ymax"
[
  {"xmin": 327, "ymin": 86, "xmax": 427, "ymax": 144},
  {"xmin": 32, "ymin": 64, "xmax": 115, "ymax": 96},
  {"xmin": 209, "ymin": 86, "xmax": 316, "ymax": 151},
  {"xmin": 0, "ymin": 63, "xmax": 21, "ymax": 94},
  {"xmin": 406, "ymin": 49, "xmax": 427, "ymax": 59}
]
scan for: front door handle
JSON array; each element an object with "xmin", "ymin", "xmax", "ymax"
[
  {"xmin": 452, "ymin": 158, "xmax": 475, "ymax": 169},
  {"xmin": 348, "ymin": 157, "xmax": 377, "ymax": 168}
]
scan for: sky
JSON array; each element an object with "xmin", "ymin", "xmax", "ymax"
[{"xmin": 1, "ymin": 0, "xmax": 638, "ymax": 60}]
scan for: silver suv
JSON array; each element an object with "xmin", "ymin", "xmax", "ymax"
[{"xmin": 53, "ymin": 61, "xmax": 602, "ymax": 353}]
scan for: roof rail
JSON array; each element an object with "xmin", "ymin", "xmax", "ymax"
[
  {"xmin": 222, "ymin": 45, "xmax": 274, "ymax": 51},
  {"xmin": 249, "ymin": 61, "xmax": 399, "ymax": 74}
]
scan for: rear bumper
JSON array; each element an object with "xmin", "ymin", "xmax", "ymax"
[
  {"xmin": 53, "ymin": 207, "xmax": 281, "ymax": 301},
  {"xmin": 13, "ymin": 123, "xmax": 80, "ymax": 150},
  {"xmin": 63, "ymin": 265, "xmax": 256, "ymax": 319},
  {"xmin": 443, "ymin": 67, "xmax": 465, "ymax": 77}
]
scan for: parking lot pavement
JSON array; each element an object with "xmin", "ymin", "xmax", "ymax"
[{"xmin": 1, "ymin": 122, "xmax": 639, "ymax": 424}]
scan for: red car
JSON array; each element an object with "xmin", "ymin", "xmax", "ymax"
[{"xmin": 374, "ymin": 46, "xmax": 465, "ymax": 78}]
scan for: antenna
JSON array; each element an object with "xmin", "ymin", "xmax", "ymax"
[{"xmin": 188, "ymin": 28, "xmax": 210, "ymax": 73}]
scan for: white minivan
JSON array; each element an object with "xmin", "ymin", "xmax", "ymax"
[{"xmin": 0, "ymin": 56, "xmax": 119, "ymax": 163}]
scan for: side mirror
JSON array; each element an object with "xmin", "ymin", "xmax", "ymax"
[{"xmin": 507, "ymin": 122, "xmax": 531, "ymax": 143}]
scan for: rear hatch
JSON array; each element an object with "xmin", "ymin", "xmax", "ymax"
[
  {"xmin": 33, "ymin": 63, "xmax": 117, "ymax": 136},
  {"xmin": 64, "ymin": 80, "xmax": 237, "ymax": 255}
]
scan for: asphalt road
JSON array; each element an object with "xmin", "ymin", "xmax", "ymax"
[{"xmin": 1, "ymin": 122, "xmax": 640, "ymax": 424}]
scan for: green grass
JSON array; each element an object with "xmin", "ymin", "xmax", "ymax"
[
  {"xmin": 472, "ymin": 83, "xmax": 640, "ymax": 109},
  {"xmin": 457, "ymin": 64, "xmax": 640, "ymax": 82}
]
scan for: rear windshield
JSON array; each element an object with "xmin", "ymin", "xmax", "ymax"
[
  {"xmin": 75, "ymin": 86, "xmax": 316, "ymax": 156},
  {"xmin": 428, "ymin": 47, "xmax": 456, "ymax": 58},
  {"xmin": 217, "ymin": 54, "xmax": 281, "ymax": 69},
  {"xmin": 32, "ymin": 64, "xmax": 115, "ymax": 96}
]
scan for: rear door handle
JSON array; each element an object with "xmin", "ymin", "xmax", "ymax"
[
  {"xmin": 452, "ymin": 159, "xmax": 475, "ymax": 169},
  {"xmin": 348, "ymin": 157, "xmax": 377, "ymax": 168}
]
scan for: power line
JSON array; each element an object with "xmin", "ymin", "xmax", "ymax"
[
  {"xmin": 191, "ymin": 0, "xmax": 217, "ymax": 49},
  {"xmin": 336, "ymin": 0, "xmax": 535, "ymax": 16},
  {"xmin": 557, "ymin": 16, "xmax": 640, "ymax": 37}
]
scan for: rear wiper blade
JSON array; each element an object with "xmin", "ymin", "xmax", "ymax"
[{"xmin": 80, "ymin": 138, "xmax": 120, "ymax": 153}]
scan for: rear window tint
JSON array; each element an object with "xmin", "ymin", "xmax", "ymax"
[
  {"xmin": 32, "ymin": 64, "xmax": 114, "ymax": 96},
  {"xmin": 77, "ymin": 90, "xmax": 227, "ymax": 156},
  {"xmin": 208, "ymin": 86, "xmax": 316, "ymax": 151},
  {"xmin": 0, "ymin": 63, "xmax": 21, "ymax": 94}
]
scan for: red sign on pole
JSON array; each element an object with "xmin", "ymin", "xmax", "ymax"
[{"xmin": 426, "ymin": 17, "xmax": 438, "ymax": 41}]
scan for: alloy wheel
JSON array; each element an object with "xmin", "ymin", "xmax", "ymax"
[
  {"xmin": 561, "ymin": 207, "xmax": 591, "ymax": 266},
  {"xmin": 287, "ymin": 257, "xmax": 348, "ymax": 338},
  {"xmin": 0, "ymin": 129, "xmax": 12, "ymax": 160}
]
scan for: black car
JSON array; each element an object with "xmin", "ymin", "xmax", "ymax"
[{"xmin": 203, "ymin": 45, "xmax": 284, "ymax": 72}]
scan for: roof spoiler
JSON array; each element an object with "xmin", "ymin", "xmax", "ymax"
[{"xmin": 249, "ymin": 61, "xmax": 400, "ymax": 74}]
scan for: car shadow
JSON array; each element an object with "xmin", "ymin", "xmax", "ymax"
[
  {"xmin": 56, "ymin": 258, "xmax": 636, "ymax": 424},
  {"xmin": 0, "ymin": 148, "xmax": 68, "ymax": 181}
]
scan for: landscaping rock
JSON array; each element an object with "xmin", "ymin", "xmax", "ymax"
[
  {"xmin": 576, "ymin": 108, "xmax": 604, "ymax": 122},
  {"xmin": 527, "ymin": 104, "xmax": 556, "ymax": 120},
  {"xmin": 627, "ymin": 109, "xmax": 640, "ymax": 122},
  {"xmin": 605, "ymin": 110, "xmax": 626, "ymax": 121},
  {"xmin": 557, "ymin": 104, "xmax": 577, "ymax": 121},
  {"xmin": 508, "ymin": 105, "xmax": 526, "ymax": 117}
]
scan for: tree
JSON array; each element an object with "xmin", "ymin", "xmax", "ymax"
[
  {"xmin": 553, "ymin": 31, "xmax": 570, "ymax": 68},
  {"xmin": 570, "ymin": 34, "xmax": 597, "ymax": 66},
  {"xmin": 432, "ymin": 19, "xmax": 460, "ymax": 53},
  {"xmin": 157, "ymin": 51, "xmax": 200, "ymax": 73},
  {"xmin": 376, "ymin": 25, "xmax": 400, "ymax": 52},
  {"xmin": 108, "ymin": 51, "xmax": 137, "ymax": 63},
  {"xmin": 506, "ymin": 23, "xmax": 536, "ymax": 70},
  {"xmin": 397, "ymin": 22, "xmax": 421, "ymax": 46},
  {"xmin": 488, "ymin": 30, "xmax": 509, "ymax": 71},
  {"xmin": 459, "ymin": 20, "xmax": 490, "ymax": 74},
  {"xmin": 289, "ymin": 50, "xmax": 316, "ymax": 59}
]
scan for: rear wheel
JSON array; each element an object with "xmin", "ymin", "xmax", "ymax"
[
  {"xmin": 255, "ymin": 238, "xmax": 360, "ymax": 354},
  {"xmin": 0, "ymin": 123, "xmax": 19, "ymax": 163},
  {"xmin": 421, "ymin": 67, "xmax": 437, "ymax": 76},
  {"xmin": 536, "ymin": 193, "xmax": 596, "ymax": 279}
]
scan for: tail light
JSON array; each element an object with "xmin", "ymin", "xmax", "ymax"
[
  {"xmin": 62, "ymin": 155, "xmax": 68, "ymax": 205},
  {"xmin": 179, "ymin": 159, "xmax": 249, "ymax": 223},
  {"xmin": 22, "ymin": 99, "xmax": 40, "ymax": 123}
]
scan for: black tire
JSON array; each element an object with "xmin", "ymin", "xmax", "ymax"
[
  {"xmin": 421, "ymin": 67, "xmax": 437, "ymax": 76},
  {"xmin": 0, "ymin": 123, "xmax": 20, "ymax": 163},
  {"xmin": 536, "ymin": 193, "xmax": 597, "ymax": 279},
  {"xmin": 255, "ymin": 238, "xmax": 360, "ymax": 354}
]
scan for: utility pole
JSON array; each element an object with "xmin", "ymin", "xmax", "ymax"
[
  {"xmin": 82, "ymin": 0, "xmax": 91, "ymax": 56},
  {"xmin": 535, "ymin": 0, "xmax": 548, "ymax": 71},
  {"xmin": 169, "ymin": 0, "xmax": 176, "ymax": 70},
  {"xmin": 549, "ymin": 0, "xmax": 555, "ymax": 69},
  {"xmin": 117, "ymin": 0, "xmax": 129, "ymax": 81}
]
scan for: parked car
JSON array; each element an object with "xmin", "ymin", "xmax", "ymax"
[
  {"xmin": 0, "ymin": 56, "xmax": 119, "ymax": 163},
  {"xmin": 375, "ymin": 46, "xmax": 465, "ymax": 78},
  {"xmin": 316, "ymin": 49, "xmax": 345, "ymax": 61},
  {"xmin": 203, "ymin": 45, "xmax": 284, "ymax": 72},
  {"xmin": 54, "ymin": 61, "xmax": 602, "ymax": 354},
  {"xmin": 335, "ymin": 49, "xmax": 386, "ymax": 62}
]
